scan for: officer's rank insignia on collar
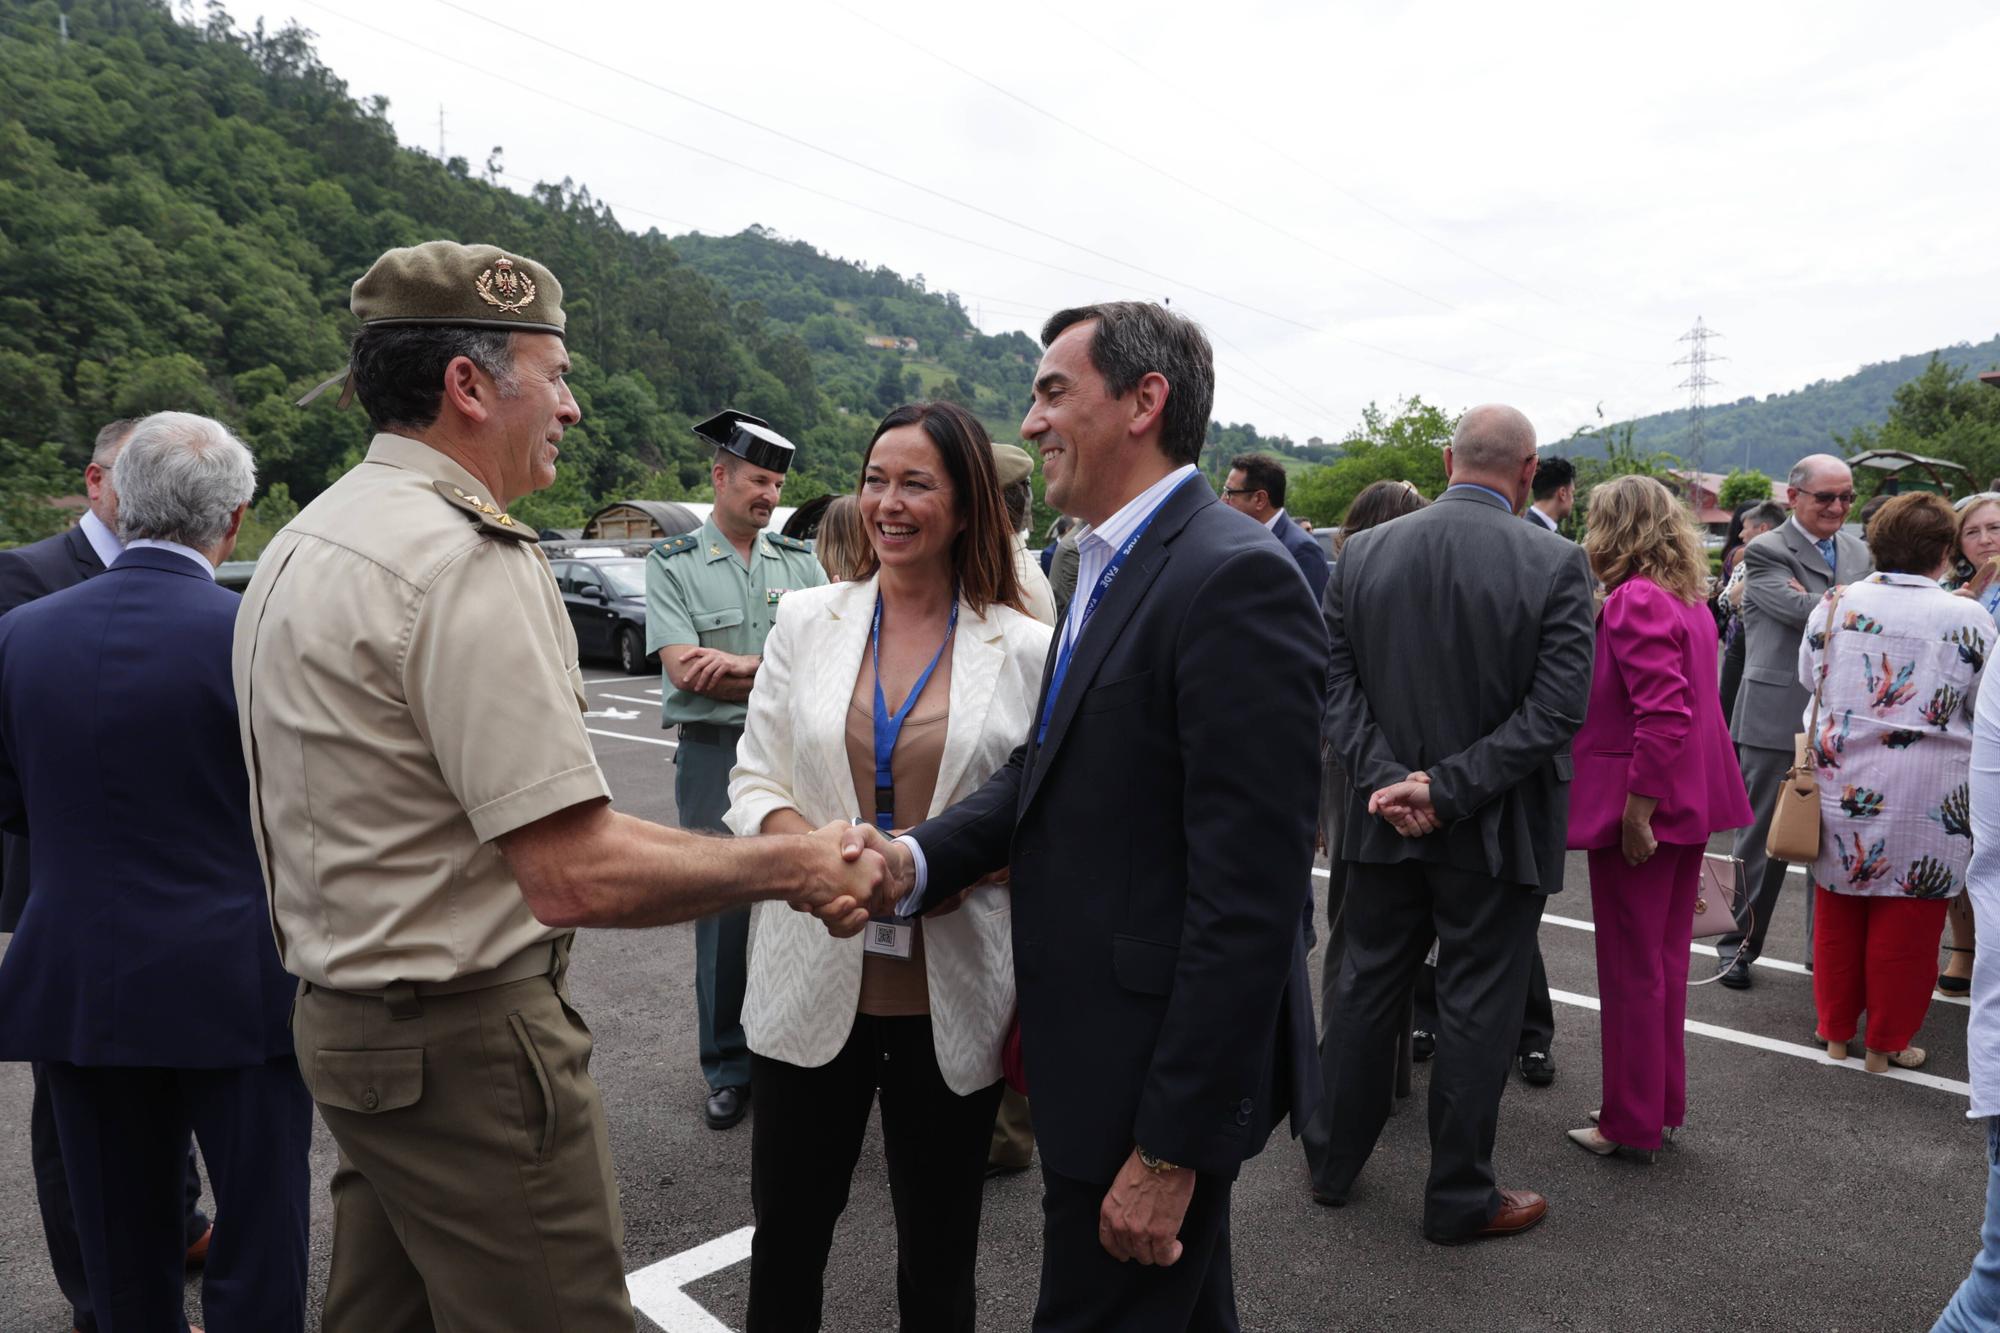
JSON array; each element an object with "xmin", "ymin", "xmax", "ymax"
[{"xmin": 475, "ymin": 257, "xmax": 537, "ymax": 314}]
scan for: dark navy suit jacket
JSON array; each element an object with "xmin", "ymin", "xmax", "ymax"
[
  {"xmin": 0, "ymin": 548, "xmax": 294, "ymax": 1067},
  {"xmin": 910, "ymin": 477, "xmax": 1325, "ymax": 1183},
  {"xmin": 1274, "ymin": 512, "xmax": 1331, "ymax": 604},
  {"xmin": 0, "ymin": 524, "xmax": 104, "ymax": 931}
]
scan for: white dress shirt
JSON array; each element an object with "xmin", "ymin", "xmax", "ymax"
[
  {"xmin": 1262, "ymin": 507, "xmax": 1288, "ymax": 533},
  {"xmin": 897, "ymin": 463, "xmax": 1200, "ymax": 909},
  {"xmin": 1967, "ymin": 678, "xmax": 2000, "ymax": 1117},
  {"xmin": 1528, "ymin": 505, "xmax": 1560, "ymax": 532},
  {"xmin": 78, "ymin": 509, "xmax": 122, "ymax": 569},
  {"xmin": 119, "ymin": 538, "xmax": 216, "ymax": 580}
]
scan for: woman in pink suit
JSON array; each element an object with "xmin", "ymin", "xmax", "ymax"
[{"xmin": 1567, "ymin": 476, "xmax": 1753, "ymax": 1161}]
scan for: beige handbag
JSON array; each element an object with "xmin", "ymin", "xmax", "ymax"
[{"xmin": 1766, "ymin": 586, "xmax": 1844, "ymax": 864}]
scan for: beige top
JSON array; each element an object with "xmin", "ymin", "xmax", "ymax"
[
  {"xmin": 1011, "ymin": 532, "xmax": 1058, "ymax": 628},
  {"xmin": 232, "ymin": 433, "xmax": 610, "ymax": 989},
  {"xmin": 844, "ymin": 647, "xmax": 950, "ymax": 1017}
]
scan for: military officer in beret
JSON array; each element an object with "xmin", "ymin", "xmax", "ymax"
[
  {"xmin": 645, "ymin": 409, "xmax": 827, "ymax": 1131},
  {"xmin": 234, "ymin": 242, "xmax": 882, "ymax": 1331}
]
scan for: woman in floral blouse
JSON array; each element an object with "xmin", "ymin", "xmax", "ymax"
[{"xmin": 1801, "ymin": 492, "xmax": 1995, "ymax": 1072}]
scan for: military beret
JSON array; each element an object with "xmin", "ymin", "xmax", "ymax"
[
  {"xmin": 991, "ymin": 442, "xmax": 1034, "ymax": 488},
  {"xmin": 351, "ymin": 241, "xmax": 565, "ymax": 337}
]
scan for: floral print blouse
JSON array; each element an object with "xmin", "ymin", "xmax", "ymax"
[{"xmin": 1797, "ymin": 572, "xmax": 1995, "ymax": 899}]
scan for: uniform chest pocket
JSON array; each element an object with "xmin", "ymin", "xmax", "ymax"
[{"xmin": 692, "ymin": 607, "xmax": 745, "ymax": 642}]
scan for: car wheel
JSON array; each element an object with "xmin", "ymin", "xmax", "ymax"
[{"xmin": 616, "ymin": 626, "xmax": 649, "ymax": 676}]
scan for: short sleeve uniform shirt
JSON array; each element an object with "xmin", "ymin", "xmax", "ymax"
[
  {"xmin": 644, "ymin": 516, "xmax": 825, "ymax": 728},
  {"xmin": 232, "ymin": 433, "xmax": 611, "ymax": 989}
]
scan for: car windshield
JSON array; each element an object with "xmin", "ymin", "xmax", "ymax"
[{"xmin": 597, "ymin": 560, "xmax": 647, "ymax": 598}]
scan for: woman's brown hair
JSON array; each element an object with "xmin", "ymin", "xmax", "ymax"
[
  {"xmin": 1870, "ymin": 491, "xmax": 1959, "ymax": 576},
  {"xmin": 1581, "ymin": 474, "xmax": 1708, "ymax": 603},
  {"xmin": 853, "ymin": 401, "xmax": 1022, "ymax": 616},
  {"xmin": 813, "ymin": 494, "xmax": 870, "ymax": 582},
  {"xmin": 1336, "ymin": 479, "xmax": 1429, "ymax": 553}
]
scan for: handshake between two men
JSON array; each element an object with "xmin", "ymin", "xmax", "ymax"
[{"xmin": 795, "ymin": 822, "xmax": 923, "ymax": 938}]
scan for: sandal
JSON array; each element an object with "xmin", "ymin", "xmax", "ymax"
[
  {"xmin": 1939, "ymin": 946, "xmax": 1973, "ymax": 997},
  {"xmin": 1864, "ymin": 1045, "xmax": 1926, "ymax": 1073}
]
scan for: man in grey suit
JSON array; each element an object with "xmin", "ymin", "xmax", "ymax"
[
  {"xmin": 1716, "ymin": 453, "xmax": 1872, "ymax": 986},
  {"xmin": 1314, "ymin": 405, "xmax": 1594, "ymax": 1245}
]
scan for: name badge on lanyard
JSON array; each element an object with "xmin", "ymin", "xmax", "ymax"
[{"xmin": 864, "ymin": 590, "xmax": 958, "ymax": 957}]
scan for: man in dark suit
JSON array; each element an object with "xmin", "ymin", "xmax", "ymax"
[
  {"xmin": 0, "ymin": 412, "xmax": 310, "ymax": 1330},
  {"xmin": 1522, "ymin": 454, "xmax": 1574, "ymax": 535},
  {"xmin": 0, "ymin": 421, "xmax": 213, "ymax": 1333},
  {"xmin": 1221, "ymin": 450, "xmax": 1329, "ymax": 604},
  {"xmin": 1314, "ymin": 405, "xmax": 1594, "ymax": 1244},
  {"xmin": 847, "ymin": 302, "xmax": 1324, "ymax": 1331}
]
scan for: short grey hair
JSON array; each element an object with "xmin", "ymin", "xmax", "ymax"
[
  {"xmin": 113, "ymin": 412, "xmax": 257, "ymax": 549},
  {"xmin": 1743, "ymin": 500, "xmax": 1786, "ymax": 530},
  {"xmin": 90, "ymin": 419, "xmax": 137, "ymax": 469},
  {"xmin": 1787, "ymin": 453, "xmax": 1849, "ymax": 490},
  {"xmin": 1449, "ymin": 404, "xmax": 1538, "ymax": 474}
]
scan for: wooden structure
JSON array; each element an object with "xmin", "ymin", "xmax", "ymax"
[
  {"xmin": 580, "ymin": 500, "xmax": 702, "ymax": 542},
  {"xmin": 1845, "ymin": 449, "xmax": 1970, "ymax": 498}
]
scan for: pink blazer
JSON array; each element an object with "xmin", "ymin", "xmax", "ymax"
[{"xmin": 1567, "ymin": 577, "xmax": 1752, "ymax": 850}]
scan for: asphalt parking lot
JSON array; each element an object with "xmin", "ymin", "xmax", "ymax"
[{"xmin": 0, "ymin": 663, "xmax": 1988, "ymax": 1331}]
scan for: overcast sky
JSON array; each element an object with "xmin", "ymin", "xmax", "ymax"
[{"xmin": 232, "ymin": 0, "xmax": 2000, "ymax": 447}]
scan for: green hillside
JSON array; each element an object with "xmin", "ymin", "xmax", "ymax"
[
  {"xmin": 0, "ymin": 0, "xmax": 1106, "ymax": 540},
  {"xmin": 1559, "ymin": 335, "xmax": 2000, "ymax": 475}
]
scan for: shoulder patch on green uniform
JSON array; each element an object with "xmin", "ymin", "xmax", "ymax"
[
  {"xmin": 432, "ymin": 481, "xmax": 536, "ymax": 541},
  {"xmin": 766, "ymin": 532, "xmax": 813, "ymax": 553},
  {"xmin": 654, "ymin": 533, "xmax": 701, "ymax": 557}
]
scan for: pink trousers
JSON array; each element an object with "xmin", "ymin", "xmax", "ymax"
[{"xmin": 1588, "ymin": 842, "xmax": 1704, "ymax": 1151}]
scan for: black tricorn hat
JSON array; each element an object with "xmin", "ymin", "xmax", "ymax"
[{"xmin": 694, "ymin": 409, "xmax": 796, "ymax": 474}]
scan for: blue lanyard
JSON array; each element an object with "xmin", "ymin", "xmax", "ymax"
[
  {"xmin": 871, "ymin": 592, "xmax": 958, "ymax": 831},
  {"xmin": 1036, "ymin": 472, "xmax": 1198, "ymax": 745}
]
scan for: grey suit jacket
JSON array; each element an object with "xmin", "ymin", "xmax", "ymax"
[
  {"xmin": 1324, "ymin": 486, "xmax": 1595, "ymax": 892},
  {"xmin": 1730, "ymin": 522, "xmax": 1872, "ymax": 753}
]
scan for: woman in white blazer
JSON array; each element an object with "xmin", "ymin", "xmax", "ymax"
[{"xmin": 726, "ymin": 401, "xmax": 1052, "ymax": 1333}]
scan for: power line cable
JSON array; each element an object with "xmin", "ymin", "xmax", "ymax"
[{"xmin": 292, "ymin": 0, "xmax": 1582, "ymax": 398}]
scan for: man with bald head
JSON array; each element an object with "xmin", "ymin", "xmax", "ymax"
[
  {"xmin": 1316, "ymin": 404, "xmax": 1594, "ymax": 1244},
  {"xmin": 1714, "ymin": 453, "xmax": 1871, "ymax": 985}
]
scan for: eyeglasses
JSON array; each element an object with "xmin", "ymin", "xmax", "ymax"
[
  {"xmin": 1220, "ymin": 486, "xmax": 1260, "ymax": 499},
  {"xmin": 1799, "ymin": 490, "xmax": 1857, "ymax": 507}
]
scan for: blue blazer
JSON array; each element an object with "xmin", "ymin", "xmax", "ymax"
[
  {"xmin": 1275, "ymin": 513, "xmax": 1331, "ymax": 604},
  {"xmin": 0, "ymin": 524, "xmax": 104, "ymax": 931},
  {"xmin": 0, "ymin": 548, "xmax": 295, "ymax": 1067},
  {"xmin": 911, "ymin": 478, "xmax": 1325, "ymax": 1182}
]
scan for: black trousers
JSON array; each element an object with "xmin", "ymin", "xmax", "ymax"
[
  {"xmin": 1413, "ymin": 940, "xmax": 1554, "ymax": 1055},
  {"xmin": 1315, "ymin": 860, "xmax": 1546, "ymax": 1239},
  {"xmin": 747, "ymin": 1016, "xmax": 1003, "ymax": 1333},
  {"xmin": 1031, "ymin": 1166, "xmax": 1236, "ymax": 1333},
  {"xmin": 43, "ymin": 1056, "xmax": 313, "ymax": 1333},
  {"xmin": 29, "ymin": 1062, "xmax": 209, "ymax": 1332}
]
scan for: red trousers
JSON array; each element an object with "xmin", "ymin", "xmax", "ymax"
[
  {"xmin": 1588, "ymin": 843, "xmax": 1704, "ymax": 1152},
  {"xmin": 1812, "ymin": 886, "xmax": 1950, "ymax": 1053}
]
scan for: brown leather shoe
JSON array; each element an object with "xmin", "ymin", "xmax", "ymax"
[
  {"xmin": 185, "ymin": 1222, "xmax": 213, "ymax": 1267},
  {"xmin": 1428, "ymin": 1188, "xmax": 1547, "ymax": 1245}
]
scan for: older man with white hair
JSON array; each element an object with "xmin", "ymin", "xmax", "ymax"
[
  {"xmin": 0, "ymin": 411, "xmax": 311, "ymax": 1332},
  {"xmin": 1713, "ymin": 452, "xmax": 1872, "ymax": 986}
]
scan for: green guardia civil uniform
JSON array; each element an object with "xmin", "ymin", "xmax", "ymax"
[{"xmin": 644, "ymin": 416, "xmax": 825, "ymax": 1106}]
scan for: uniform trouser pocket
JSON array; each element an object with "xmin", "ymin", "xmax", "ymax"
[{"xmin": 508, "ymin": 1012, "xmax": 558, "ymax": 1163}]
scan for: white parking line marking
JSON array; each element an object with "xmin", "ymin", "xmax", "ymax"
[
  {"xmin": 597, "ymin": 693, "xmax": 665, "ymax": 708},
  {"xmin": 585, "ymin": 728, "xmax": 678, "ymax": 751},
  {"xmin": 584, "ymin": 674, "xmax": 661, "ymax": 687},
  {"xmin": 584, "ymin": 708, "xmax": 642, "ymax": 720},
  {"xmin": 626, "ymin": 1225, "xmax": 753, "ymax": 1332},
  {"xmin": 1548, "ymin": 987, "xmax": 1972, "ymax": 1096}
]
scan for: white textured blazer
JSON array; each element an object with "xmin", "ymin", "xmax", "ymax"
[{"xmin": 725, "ymin": 575, "xmax": 1053, "ymax": 1094}]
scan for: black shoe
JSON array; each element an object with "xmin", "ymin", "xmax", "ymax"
[
  {"xmin": 705, "ymin": 1084, "xmax": 750, "ymax": 1130},
  {"xmin": 1717, "ymin": 957, "xmax": 1752, "ymax": 989},
  {"xmin": 1517, "ymin": 1051, "xmax": 1555, "ymax": 1087},
  {"xmin": 1412, "ymin": 1029, "xmax": 1436, "ymax": 1062}
]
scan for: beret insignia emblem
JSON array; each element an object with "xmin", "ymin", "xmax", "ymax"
[{"xmin": 475, "ymin": 257, "xmax": 537, "ymax": 314}]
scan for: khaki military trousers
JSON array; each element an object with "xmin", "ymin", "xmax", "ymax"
[{"xmin": 293, "ymin": 944, "xmax": 635, "ymax": 1333}]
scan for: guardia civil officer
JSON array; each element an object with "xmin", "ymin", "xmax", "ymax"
[
  {"xmin": 234, "ymin": 241, "xmax": 882, "ymax": 1331},
  {"xmin": 645, "ymin": 410, "xmax": 826, "ymax": 1130}
]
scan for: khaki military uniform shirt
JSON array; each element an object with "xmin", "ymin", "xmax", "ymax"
[
  {"xmin": 232, "ymin": 433, "xmax": 610, "ymax": 989},
  {"xmin": 644, "ymin": 516, "xmax": 826, "ymax": 728}
]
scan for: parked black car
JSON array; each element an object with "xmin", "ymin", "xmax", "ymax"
[{"xmin": 548, "ymin": 554, "xmax": 657, "ymax": 675}]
